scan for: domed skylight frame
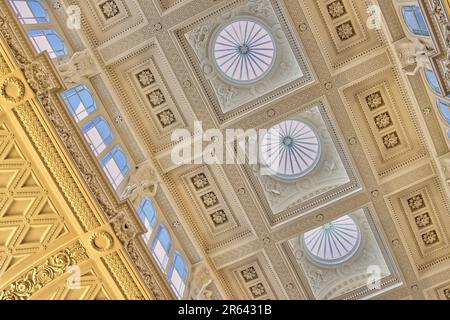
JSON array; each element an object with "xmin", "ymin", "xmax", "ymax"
[
  {"xmin": 212, "ymin": 18, "xmax": 276, "ymax": 84},
  {"xmin": 260, "ymin": 120, "xmax": 321, "ymax": 180},
  {"xmin": 303, "ymin": 215, "xmax": 361, "ymax": 266}
]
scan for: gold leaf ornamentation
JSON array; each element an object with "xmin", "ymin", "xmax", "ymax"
[
  {"xmin": 0, "ymin": 241, "xmax": 88, "ymax": 300},
  {"xmin": 0, "ymin": 77, "xmax": 25, "ymax": 103}
]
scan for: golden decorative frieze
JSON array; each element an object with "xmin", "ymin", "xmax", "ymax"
[
  {"xmin": 0, "ymin": 11, "xmax": 169, "ymax": 299},
  {"xmin": 14, "ymin": 102, "xmax": 101, "ymax": 231},
  {"xmin": 101, "ymin": 252, "xmax": 145, "ymax": 300},
  {"xmin": 0, "ymin": 76, "xmax": 25, "ymax": 103},
  {"xmin": 0, "ymin": 241, "xmax": 88, "ymax": 300},
  {"xmin": 90, "ymin": 231, "xmax": 114, "ymax": 253}
]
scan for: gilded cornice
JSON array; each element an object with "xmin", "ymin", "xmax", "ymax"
[
  {"xmin": 0, "ymin": 241, "xmax": 88, "ymax": 300},
  {"xmin": 422, "ymin": 0, "xmax": 450, "ymax": 94},
  {"xmin": 0, "ymin": 8, "xmax": 173, "ymax": 300}
]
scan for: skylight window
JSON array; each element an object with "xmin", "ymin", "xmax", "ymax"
[
  {"xmin": 261, "ymin": 120, "xmax": 321, "ymax": 179},
  {"xmin": 303, "ymin": 215, "xmax": 361, "ymax": 265},
  {"xmin": 213, "ymin": 19, "xmax": 275, "ymax": 83}
]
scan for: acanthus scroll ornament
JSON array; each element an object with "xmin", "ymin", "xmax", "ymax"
[
  {"xmin": 0, "ymin": 241, "xmax": 88, "ymax": 300},
  {"xmin": 125, "ymin": 240, "xmax": 164, "ymax": 300},
  {"xmin": 23, "ymin": 61, "xmax": 54, "ymax": 95}
]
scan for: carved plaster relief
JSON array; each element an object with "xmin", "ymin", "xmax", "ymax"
[
  {"xmin": 30, "ymin": 265, "xmax": 114, "ymax": 300},
  {"xmin": 0, "ymin": 123, "xmax": 75, "ymax": 278},
  {"xmin": 252, "ymin": 106, "xmax": 351, "ymax": 215},
  {"xmin": 108, "ymin": 42, "xmax": 195, "ymax": 151},
  {"xmin": 298, "ymin": 0, "xmax": 384, "ymax": 71},
  {"xmin": 175, "ymin": 0, "xmax": 313, "ymax": 121},
  {"xmin": 285, "ymin": 208, "xmax": 401, "ymax": 300},
  {"xmin": 243, "ymin": 101, "xmax": 360, "ymax": 226},
  {"xmin": 69, "ymin": 0, "xmax": 146, "ymax": 46},
  {"xmin": 227, "ymin": 256, "xmax": 283, "ymax": 300},
  {"xmin": 387, "ymin": 177, "xmax": 450, "ymax": 277},
  {"xmin": 342, "ymin": 66, "xmax": 428, "ymax": 179},
  {"xmin": 177, "ymin": 165, "xmax": 252, "ymax": 250}
]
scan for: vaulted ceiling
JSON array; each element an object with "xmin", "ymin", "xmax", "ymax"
[{"xmin": 1, "ymin": 0, "xmax": 450, "ymax": 300}]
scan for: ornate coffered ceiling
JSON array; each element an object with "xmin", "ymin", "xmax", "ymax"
[{"xmin": 1, "ymin": 0, "xmax": 450, "ymax": 301}]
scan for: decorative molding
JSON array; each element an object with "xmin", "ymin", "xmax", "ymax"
[
  {"xmin": 0, "ymin": 241, "xmax": 88, "ymax": 300},
  {"xmin": 387, "ymin": 177, "xmax": 450, "ymax": 276},
  {"xmin": 0, "ymin": 76, "xmax": 25, "ymax": 103},
  {"xmin": 284, "ymin": 208, "xmax": 401, "ymax": 300},
  {"xmin": 14, "ymin": 102, "xmax": 101, "ymax": 231},
  {"xmin": 89, "ymin": 231, "xmax": 114, "ymax": 252},
  {"xmin": 424, "ymin": 0, "xmax": 450, "ymax": 94},
  {"xmin": 0, "ymin": 13, "xmax": 170, "ymax": 300},
  {"xmin": 300, "ymin": 0, "xmax": 384, "ymax": 70},
  {"xmin": 101, "ymin": 252, "xmax": 145, "ymax": 300},
  {"xmin": 174, "ymin": 0, "xmax": 314, "ymax": 122}
]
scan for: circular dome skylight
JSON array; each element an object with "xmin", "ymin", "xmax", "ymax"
[
  {"xmin": 213, "ymin": 19, "xmax": 275, "ymax": 83},
  {"xmin": 303, "ymin": 215, "xmax": 361, "ymax": 265},
  {"xmin": 260, "ymin": 120, "xmax": 320, "ymax": 179}
]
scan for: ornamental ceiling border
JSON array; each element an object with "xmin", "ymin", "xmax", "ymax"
[
  {"xmin": 54, "ymin": 1, "xmax": 236, "ymax": 298},
  {"xmin": 0, "ymin": 9, "xmax": 172, "ymax": 300},
  {"xmin": 98, "ymin": 42, "xmax": 209, "ymax": 266},
  {"xmin": 421, "ymin": 0, "xmax": 450, "ymax": 96},
  {"xmin": 0, "ymin": 240, "xmax": 89, "ymax": 300}
]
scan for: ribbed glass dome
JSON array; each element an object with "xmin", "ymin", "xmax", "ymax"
[
  {"xmin": 260, "ymin": 120, "xmax": 320, "ymax": 179},
  {"xmin": 213, "ymin": 19, "xmax": 275, "ymax": 82},
  {"xmin": 303, "ymin": 215, "xmax": 361, "ymax": 265}
]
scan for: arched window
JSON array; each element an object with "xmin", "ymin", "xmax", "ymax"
[
  {"xmin": 402, "ymin": 6, "xmax": 430, "ymax": 37},
  {"xmin": 425, "ymin": 68, "xmax": 442, "ymax": 94},
  {"xmin": 61, "ymin": 85, "xmax": 97, "ymax": 123},
  {"xmin": 168, "ymin": 252, "xmax": 188, "ymax": 299},
  {"xmin": 81, "ymin": 116, "xmax": 114, "ymax": 156},
  {"xmin": 9, "ymin": 0, "xmax": 49, "ymax": 24},
  {"xmin": 101, "ymin": 146, "xmax": 130, "ymax": 189},
  {"xmin": 151, "ymin": 225, "xmax": 172, "ymax": 271},
  {"xmin": 137, "ymin": 197, "xmax": 158, "ymax": 243},
  {"xmin": 437, "ymin": 99, "xmax": 450, "ymax": 124},
  {"xmin": 27, "ymin": 29, "xmax": 67, "ymax": 58}
]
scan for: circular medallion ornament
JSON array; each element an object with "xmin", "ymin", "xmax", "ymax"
[
  {"xmin": 213, "ymin": 19, "xmax": 275, "ymax": 83},
  {"xmin": 90, "ymin": 231, "xmax": 114, "ymax": 252},
  {"xmin": 0, "ymin": 77, "xmax": 25, "ymax": 103},
  {"xmin": 303, "ymin": 215, "xmax": 361, "ymax": 265},
  {"xmin": 261, "ymin": 120, "xmax": 321, "ymax": 180}
]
